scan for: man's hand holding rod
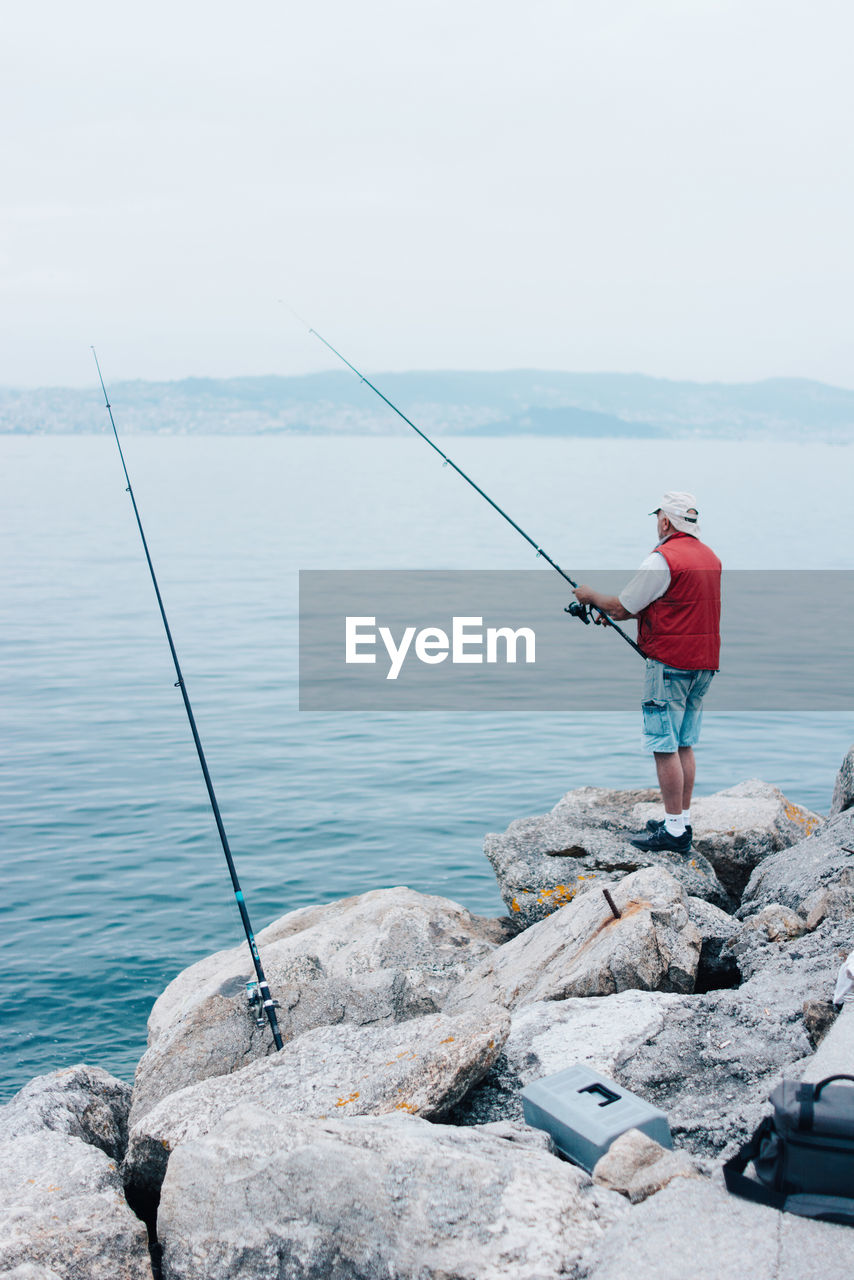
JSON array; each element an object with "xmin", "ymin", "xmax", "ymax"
[{"xmin": 573, "ymin": 585, "xmax": 633, "ymax": 624}]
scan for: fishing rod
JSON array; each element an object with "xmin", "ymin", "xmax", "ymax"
[
  {"xmin": 91, "ymin": 348, "xmax": 284, "ymax": 1052},
  {"xmin": 306, "ymin": 327, "xmax": 645, "ymax": 658}
]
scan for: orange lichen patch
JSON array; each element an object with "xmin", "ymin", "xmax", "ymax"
[
  {"xmin": 335, "ymin": 1092, "xmax": 360, "ymax": 1107},
  {"xmin": 439, "ymin": 1037, "xmax": 455, "ymax": 1044},
  {"xmin": 536, "ymin": 884, "xmax": 576, "ymax": 910},
  {"xmin": 510, "ymin": 897, "xmax": 522, "ymax": 912},
  {"xmin": 784, "ymin": 803, "xmax": 822, "ymax": 835},
  {"xmin": 395, "ymin": 1101, "xmax": 420, "ymax": 1113}
]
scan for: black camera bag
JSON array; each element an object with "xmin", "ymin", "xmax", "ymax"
[{"xmin": 724, "ymin": 1074, "xmax": 854, "ymax": 1225}]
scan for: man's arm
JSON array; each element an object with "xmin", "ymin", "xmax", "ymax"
[
  {"xmin": 572, "ymin": 585, "xmax": 633, "ymax": 621},
  {"xmin": 573, "ymin": 553, "xmax": 671, "ymax": 623}
]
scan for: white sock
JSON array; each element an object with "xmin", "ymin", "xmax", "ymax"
[
  {"xmin": 682, "ymin": 809, "xmax": 691, "ymax": 825},
  {"xmin": 664, "ymin": 813, "xmax": 685, "ymax": 837}
]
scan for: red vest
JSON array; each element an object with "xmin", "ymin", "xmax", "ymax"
[{"xmin": 637, "ymin": 532, "xmax": 721, "ymax": 670}]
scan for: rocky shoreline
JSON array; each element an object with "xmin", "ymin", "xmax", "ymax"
[{"xmin": 3, "ymin": 751, "xmax": 854, "ymax": 1279}]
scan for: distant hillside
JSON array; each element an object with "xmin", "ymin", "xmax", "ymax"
[{"xmin": 2, "ymin": 370, "xmax": 853, "ymax": 439}]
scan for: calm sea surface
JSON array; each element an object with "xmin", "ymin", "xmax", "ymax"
[{"xmin": 1, "ymin": 434, "xmax": 852, "ymax": 1100}]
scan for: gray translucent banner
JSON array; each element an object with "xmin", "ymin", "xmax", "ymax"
[{"xmin": 298, "ymin": 570, "xmax": 854, "ymax": 711}]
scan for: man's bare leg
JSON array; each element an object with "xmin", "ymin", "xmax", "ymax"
[
  {"xmin": 678, "ymin": 745, "xmax": 696, "ymax": 811},
  {"xmin": 631, "ymin": 749, "xmax": 692, "ymax": 848},
  {"xmin": 653, "ymin": 751, "xmax": 684, "ymax": 815}
]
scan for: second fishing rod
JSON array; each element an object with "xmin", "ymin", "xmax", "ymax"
[
  {"xmin": 306, "ymin": 328, "xmax": 645, "ymax": 660},
  {"xmin": 92, "ymin": 348, "xmax": 284, "ymax": 1052}
]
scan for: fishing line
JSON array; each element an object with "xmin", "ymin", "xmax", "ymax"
[
  {"xmin": 91, "ymin": 347, "xmax": 284, "ymax": 1051},
  {"xmin": 304, "ymin": 326, "xmax": 645, "ymax": 658}
]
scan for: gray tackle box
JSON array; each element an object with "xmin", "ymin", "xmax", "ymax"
[{"xmin": 520, "ymin": 1063, "xmax": 672, "ymax": 1172}]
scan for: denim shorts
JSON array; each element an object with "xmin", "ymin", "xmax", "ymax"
[{"xmin": 641, "ymin": 659, "xmax": 715, "ymax": 754}]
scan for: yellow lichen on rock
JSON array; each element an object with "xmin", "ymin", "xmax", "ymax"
[
  {"xmin": 784, "ymin": 802, "xmax": 822, "ymax": 835},
  {"xmin": 535, "ymin": 884, "xmax": 576, "ymax": 911}
]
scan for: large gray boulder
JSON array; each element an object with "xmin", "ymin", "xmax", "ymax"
[
  {"xmin": 126, "ymin": 1006, "xmax": 509, "ymax": 1197},
  {"xmin": 0, "ymin": 1067, "xmax": 150, "ymax": 1280},
  {"xmin": 678, "ymin": 780, "xmax": 822, "ymax": 898},
  {"xmin": 453, "ymin": 918, "xmax": 848, "ymax": 1156},
  {"xmin": 830, "ymin": 743, "xmax": 854, "ymax": 817},
  {"xmin": 0, "ymin": 1132, "xmax": 151, "ymax": 1280},
  {"xmin": 0, "ymin": 1064, "xmax": 131, "ymax": 1161},
  {"xmin": 445, "ymin": 866, "xmax": 701, "ymax": 1016},
  {"xmin": 485, "ymin": 786, "xmax": 731, "ymax": 926},
  {"xmin": 156, "ymin": 1106, "xmax": 626, "ymax": 1280},
  {"xmin": 131, "ymin": 886, "xmax": 509, "ymax": 1123},
  {"xmin": 612, "ymin": 918, "xmax": 851, "ymax": 1159},
  {"xmin": 583, "ymin": 1175, "xmax": 854, "ymax": 1280},
  {"xmin": 741, "ymin": 808, "xmax": 854, "ymax": 918}
]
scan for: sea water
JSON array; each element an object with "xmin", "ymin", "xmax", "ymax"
[{"xmin": 1, "ymin": 433, "xmax": 852, "ymax": 1099}]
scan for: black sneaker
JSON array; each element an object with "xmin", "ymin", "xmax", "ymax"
[
  {"xmin": 646, "ymin": 818, "xmax": 693, "ymax": 841},
  {"xmin": 630, "ymin": 825, "xmax": 692, "ymax": 854}
]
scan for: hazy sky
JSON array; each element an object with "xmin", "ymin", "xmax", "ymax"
[{"xmin": 3, "ymin": 1, "xmax": 852, "ymax": 387}]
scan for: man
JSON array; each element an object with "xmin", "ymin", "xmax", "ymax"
[{"xmin": 572, "ymin": 491, "xmax": 721, "ymax": 854}]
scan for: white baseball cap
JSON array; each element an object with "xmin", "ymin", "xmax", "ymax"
[{"xmin": 650, "ymin": 491, "xmax": 701, "ymax": 536}]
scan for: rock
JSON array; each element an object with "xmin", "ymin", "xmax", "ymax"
[
  {"xmin": 720, "ymin": 904, "xmax": 807, "ymax": 982},
  {"xmin": 803, "ymin": 884, "xmax": 854, "ymax": 929},
  {"xmin": 674, "ymin": 780, "xmax": 822, "ymax": 898},
  {"xmin": 472, "ymin": 1119, "xmax": 557, "ymax": 1153},
  {"xmin": 686, "ymin": 896, "xmax": 741, "ymax": 992},
  {"xmin": 444, "ymin": 867, "xmax": 701, "ymax": 1017},
  {"xmin": 592, "ymin": 1127, "xmax": 702, "ymax": 1203},
  {"xmin": 484, "ymin": 787, "xmax": 731, "ymax": 927},
  {"xmin": 747, "ymin": 903, "xmax": 808, "ymax": 943},
  {"xmin": 131, "ymin": 886, "xmax": 507, "ymax": 1124},
  {"xmin": 830, "ymin": 743, "xmax": 854, "ymax": 816},
  {"xmin": 125, "ymin": 1006, "xmax": 509, "ymax": 1197},
  {"xmin": 0, "ymin": 1129, "xmax": 152, "ymax": 1280},
  {"xmin": 447, "ymin": 989, "xmax": 683, "ymax": 1127},
  {"xmin": 1, "ymin": 1266, "xmax": 63, "ymax": 1279},
  {"xmin": 457, "ymin": 949, "xmax": 819, "ymax": 1159},
  {"xmin": 0, "ymin": 1065, "xmax": 131, "ymax": 1162},
  {"xmin": 611, "ymin": 918, "xmax": 851, "ymax": 1159},
  {"xmin": 156, "ymin": 1107, "xmax": 626, "ymax": 1280},
  {"xmin": 582, "ymin": 1175, "xmax": 854, "ymax": 1280},
  {"xmin": 741, "ymin": 808, "xmax": 854, "ymax": 918},
  {"xmin": 802, "ymin": 999, "xmax": 840, "ymax": 1048}
]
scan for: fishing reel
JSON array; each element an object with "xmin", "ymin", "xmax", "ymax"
[
  {"xmin": 246, "ymin": 980, "xmax": 280, "ymax": 1028},
  {"xmin": 565, "ymin": 600, "xmax": 592, "ymax": 625}
]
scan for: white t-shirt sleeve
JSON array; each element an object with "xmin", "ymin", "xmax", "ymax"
[{"xmin": 618, "ymin": 551, "xmax": 671, "ymax": 615}]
